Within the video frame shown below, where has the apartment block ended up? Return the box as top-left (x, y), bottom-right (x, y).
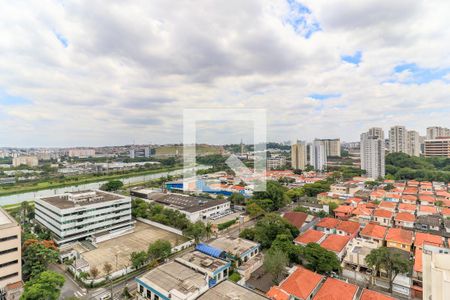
top-left (309, 139), bottom-right (327, 171)
top-left (0, 208), bottom-right (22, 295)
top-left (67, 148), bottom-right (96, 158)
top-left (315, 138), bottom-right (341, 157)
top-left (12, 156), bottom-right (38, 167)
top-left (35, 190), bottom-right (134, 246)
top-left (389, 126), bottom-right (407, 153)
top-left (424, 137), bottom-right (450, 158)
top-left (291, 140), bottom-right (307, 170)
top-left (360, 128), bottom-right (385, 179)
top-left (406, 130), bottom-right (421, 157)
top-left (426, 126), bottom-right (450, 139)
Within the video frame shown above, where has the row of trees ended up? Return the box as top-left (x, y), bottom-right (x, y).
top-left (130, 239), bottom-right (172, 269)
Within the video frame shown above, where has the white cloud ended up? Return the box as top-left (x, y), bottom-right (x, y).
top-left (0, 0), bottom-right (449, 147)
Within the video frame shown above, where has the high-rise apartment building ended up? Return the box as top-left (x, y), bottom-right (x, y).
top-left (0, 208), bottom-right (22, 295)
top-left (130, 147), bottom-right (150, 159)
top-left (315, 139), bottom-right (341, 157)
top-left (406, 130), bottom-right (421, 157)
top-left (35, 190), bottom-right (134, 246)
top-left (12, 156), bottom-right (38, 167)
top-left (360, 128), bottom-right (385, 179)
top-left (424, 137), bottom-right (450, 158)
top-left (426, 126), bottom-right (450, 140)
top-left (291, 141), bottom-right (307, 170)
top-left (309, 140), bottom-right (327, 171)
top-left (389, 126), bottom-right (407, 153)
top-left (368, 127), bottom-right (384, 141)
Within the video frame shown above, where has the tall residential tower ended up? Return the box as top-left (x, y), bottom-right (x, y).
top-left (360, 128), bottom-right (385, 179)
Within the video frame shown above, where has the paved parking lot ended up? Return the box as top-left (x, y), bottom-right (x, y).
top-left (74, 221), bottom-right (186, 277)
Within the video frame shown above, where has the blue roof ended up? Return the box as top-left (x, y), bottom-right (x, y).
top-left (195, 243), bottom-right (225, 259)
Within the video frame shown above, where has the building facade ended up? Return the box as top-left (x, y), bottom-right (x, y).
top-left (12, 156), bottom-right (38, 167)
top-left (0, 208), bottom-right (22, 295)
top-left (360, 128), bottom-right (385, 179)
top-left (389, 126), bottom-right (407, 153)
top-left (315, 138), bottom-right (341, 157)
top-left (291, 140), bottom-right (307, 170)
top-left (422, 244), bottom-right (450, 300)
top-left (424, 137), bottom-right (450, 157)
top-left (309, 140), bottom-right (327, 171)
top-left (426, 126), bottom-right (450, 140)
top-left (35, 190), bottom-right (134, 246)
top-left (406, 130), bottom-right (421, 157)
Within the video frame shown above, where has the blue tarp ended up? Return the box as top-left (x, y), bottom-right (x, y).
top-left (196, 243), bottom-right (225, 259)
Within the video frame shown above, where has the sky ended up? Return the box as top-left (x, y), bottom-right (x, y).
top-left (0, 0), bottom-right (450, 147)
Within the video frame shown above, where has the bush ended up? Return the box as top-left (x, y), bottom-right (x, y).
top-left (228, 272), bottom-right (241, 283)
top-left (217, 218), bottom-right (237, 231)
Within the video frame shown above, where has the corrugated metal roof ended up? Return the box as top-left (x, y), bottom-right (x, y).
top-left (195, 243), bottom-right (225, 259)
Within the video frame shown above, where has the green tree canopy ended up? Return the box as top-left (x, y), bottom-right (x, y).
top-left (22, 243), bottom-right (59, 280)
top-left (183, 221), bottom-right (206, 244)
top-left (263, 248), bottom-right (289, 284)
top-left (147, 239), bottom-right (172, 261)
top-left (301, 243), bottom-right (341, 274)
top-left (252, 181), bottom-right (290, 211)
top-left (21, 270), bottom-right (65, 300)
top-left (100, 180), bottom-right (124, 191)
top-left (131, 251), bottom-right (148, 269)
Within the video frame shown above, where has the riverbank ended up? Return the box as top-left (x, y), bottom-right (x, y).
top-left (0, 165), bottom-right (184, 197)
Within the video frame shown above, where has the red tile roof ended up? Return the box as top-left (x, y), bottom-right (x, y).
top-left (334, 205), bottom-right (355, 214)
top-left (316, 217), bottom-right (340, 229)
top-left (360, 289), bottom-right (395, 300)
top-left (283, 212), bottom-right (308, 229)
top-left (403, 188), bottom-right (418, 195)
top-left (279, 266), bottom-right (324, 300)
top-left (398, 203), bottom-right (416, 212)
top-left (401, 194), bottom-right (418, 202)
top-left (313, 278), bottom-right (357, 300)
top-left (352, 204), bottom-right (372, 217)
top-left (373, 209), bottom-right (393, 219)
top-left (419, 205), bottom-right (438, 213)
top-left (414, 232), bottom-right (443, 248)
top-left (320, 234), bottom-right (351, 253)
top-left (360, 223), bottom-right (388, 240)
top-left (379, 201), bottom-right (397, 209)
top-left (266, 286), bottom-right (290, 300)
top-left (442, 207), bottom-right (450, 216)
top-left (395, 212), bottom-right (416, 222)
top-left (413, 248), bottom-right (422, 273)
top-left (336, 220), bottom-right (360, 235)
top-left (294, 229), bottom-right (325, 245)
top-left (419, 195), bottom-right (436, 203)
top-left (386, 228), bottom-right (413, 245)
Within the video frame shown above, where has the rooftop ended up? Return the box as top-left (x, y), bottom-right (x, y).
top-left (419, 205), bottom-right (438, 214)
top-left (336, 220), bottom-right (360, 235)
top-left (137, 261), bottom-right (206, 297)
top-left (283, 211), bottom-right (308, 229)
top-left (379, 201), bottom-right (397, 209)
top-left (386, 228), bottom-right (413, 245)
top-left (320, 234), bottom-right (351, 253)
top-left (398, 203), bottom-right (416, 212)
top-left (147, 192), bottom-right (230, 213)
top-left (395, 212), bottom-right (416, 222)
top-left (360, 289), bottom-right (395, 300)
top-left (414, 232), bottom-right (443, 248)
top-left (39, 189), bottom-right (125, 209)
top-left (312, 278), bottom-right (357, 300)
top-left (373, 209), bottom-right (393, 219)
top-left (360, 223), bottom-right (388, 240)
top-left (413, 248), bottom-right (422, 273)
top-left (316, 217), bottom-right (340, 229)
top-left (209, 236), bottom-right (259, 257)
top-left (198, 280), bottom-right (269, 300)
top-left (294, 229), bottom-right (325, 245)
top-left (0, 207), bottom-right (17, 228)
top-left (278, 266), bottom-right (324, 300)
top-left (266, 286), bottom-right (289, 300)
top-left (416, 214), bottom-right (442, 227)
top-left (175, 251), bottom-right (230, 275)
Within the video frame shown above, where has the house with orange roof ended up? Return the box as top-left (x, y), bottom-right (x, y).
top-left (398, 203), bottom-right (416, 213)
top-left (312, 277), bottom-right (358, 300)
top-left (372, 209), bottom-right (393, 226)
top-left (418, 195), bottom-right (436, 206)
top-left (345, 197), bottom-right (362, 207)
top-left (385, 227), bottom-right (414, 252)
top-left (394, 212), bottom-right (416, 229)
top-left (378, 201), bottom-right (397, 212)
top-left (314, 217), bottom-right (340, 234)
top-left (320, 234), bottom-right (351, 259)
top-left (370, 190), bottom-right (386, 202)
top-left (336, 220), bottom-right (360, 238)
top-left (360, 289), bottom-right (395, 300)
top-left (384, 193), bottom-right (401, 203)
top-left (294, 229), bottom-right (326, 246)
top-left (441, 207), bottom-right (450, 218)
top-left (403, 188), bottom-right (418, 195)
top-left (360, 223), bottom-right (388, 247)
top-left (442, 199), bottom-right (450, 208)
top-left (334, 205), bottom-right (355, 220)
top-left (436, 190), bottom-right (450, 201)
top-left (266, 266), bottom-right (324, 300)
top-left (412, 248), bottom-right (423, 299)
top-left (401, 194), bottom-right (418, 204)
top-left (407, 180), bottom-right (420, 187)
top-left (414, 232), bottom-right (444, 249)
top-left (417, 205), bottom-right (438, 216)
top-left (351, 204), bottom-right (373, 226)
top-left (283, 211), bottom-right (309, 230)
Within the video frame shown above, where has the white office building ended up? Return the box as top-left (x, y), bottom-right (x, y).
top-left (360, 128), bottom-right (385, 179)
top-left (309, 140), bottom-right (327, 171)
top-left (35, 190), bottom-right (134, 246)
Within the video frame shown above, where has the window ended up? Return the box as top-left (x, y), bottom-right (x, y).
top-left (0, 272), bottom-right (18, 281)
top-left (0, 235), bottom-right (18, 243)
top-left (0, 247), bottom-right (18, 256)
top-left (139, 285), bottom-right (144, 293)
top-left (146, 290), bottom-right (152, 298)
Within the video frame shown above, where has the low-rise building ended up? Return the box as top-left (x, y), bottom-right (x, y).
top-left (401, 194), bottom-right (418, 204)
top-left (35, 190), bottom-right (134, 246)
top-left (343, 237), bottom-right (378, 271)
top-left (266, 266), bottom-right (324, 300)
top-left (312, 277), bottom-right (358, 300)
top-left (0, 208), bottom-right (22, 298)
top-left (414, 232), bottom-right (444, 249)
top-left (372, 209), bottom-right (393, 227)
top-left (398, 203), bottom-right (416, 214)
top-left (394, 212), bottom-right (415, 229)
top-left (360, 289), bottom-right (395, 300)
top-left (417, 205), bottom-right (438, 216)
top-left (336, 221), bottom-right (360, 238)
top-left (415, 215), bottom-right (442, 233)
top-left (359, 223), bottom-right (388, 247)
top-left (378, 201), bottom-right (397, 212)
top-left (314, 218), bottom-right (340, 234)
top-left (294, 229), bottom-right (326, 246)
top-left (385, 228), bottom-right (413, 252)
top-left (199, 280), bottom-right (269, 300)
top-left (333, 206), bottom-right (354, 220)
top-left (136, 261), bottom-right (209, 300)
top-left (320, 234), bottom-right (351, 260)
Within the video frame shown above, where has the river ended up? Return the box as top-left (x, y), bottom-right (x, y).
top-left (0, 165), bottom-right (210, 206)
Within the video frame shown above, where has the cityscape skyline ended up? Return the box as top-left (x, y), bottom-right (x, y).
top-left (1, 1), bottom-right (450, 147)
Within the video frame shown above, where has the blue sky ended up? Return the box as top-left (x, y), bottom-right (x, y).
top-left (341, 51), bottom-right (362, 65)
top-left (392, 63), bottom-right (450, 84)
top-left (0, 89), bottom-right (32, 106)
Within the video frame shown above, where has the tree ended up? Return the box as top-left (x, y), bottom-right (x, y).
top-left (251, 213), bottom-right (299, 249)
top-left (286, 188), bottom-right (304, 201)
top-left (301, 243), bottom-right (341, 274)
top-left (205, 222), bottom-right (213, 239)
top-left (183, 221), bottom-right (206, 243)
top-left (22, 243), bottom-right (59, 280)
top-left (147, 240), bottom-right (172, 261)
top-left (264, 248), bottom-right (288, 284)
top-left (246, 202), bottom-right (265, 218)
top-left (103, 262), bottom-right (113, 299)
top-left (293, 206), bottom-right (309, 213)
top-left (229, 193), bottom-right (246, 205)
top-left (89, 267), bottom-right (99, 287)
top-left (131, 251), bottom-right (148, 269)
top-left (328, 202), bottom-right (338, 215)
top-left (100, 180), bottom-right (124, 191)
top-left (270, 234), bottom-right (302, 264)
top-left (365, 247), bottom-right (411, 292)
top-left (21, 270), bottom-right (65, 300)
top-left (383, 183), bottom-right (395, 191)
top-left (252, 181), bottom-right (290, 211)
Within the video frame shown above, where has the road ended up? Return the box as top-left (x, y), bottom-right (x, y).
top-left (49, 264), bottom-right (88, 299)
